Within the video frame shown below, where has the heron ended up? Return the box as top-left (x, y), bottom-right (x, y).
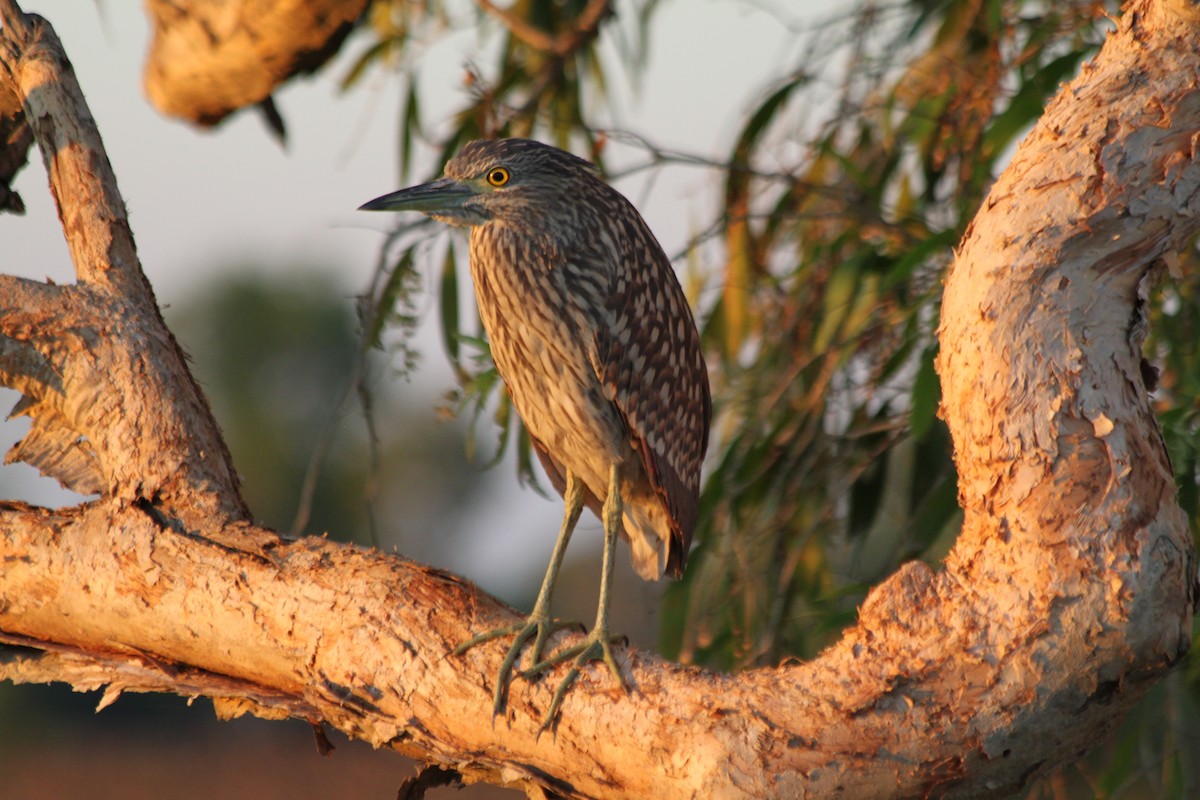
top-left (360, 138), bottom-right (711, 727)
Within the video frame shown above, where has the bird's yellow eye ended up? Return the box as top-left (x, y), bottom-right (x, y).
top-left (486, 167), bottom-right (510, 187)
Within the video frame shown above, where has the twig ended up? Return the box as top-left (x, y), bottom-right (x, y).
top-left (476, 0), bottom-right (555, 51)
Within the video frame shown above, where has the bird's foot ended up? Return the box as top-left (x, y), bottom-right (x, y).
top-left (453, 613), bottom-right (583, 716)
top-left (525, 626), bottom-right (629, 734)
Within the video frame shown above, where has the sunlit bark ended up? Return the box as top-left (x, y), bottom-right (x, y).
top-left (1, 1), bottom-right (1196, 798)
top-left (143, 0), bottom-right (367, 128)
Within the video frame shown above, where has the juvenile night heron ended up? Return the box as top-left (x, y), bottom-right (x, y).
top-left (360, 138), bottom-right (711, 726)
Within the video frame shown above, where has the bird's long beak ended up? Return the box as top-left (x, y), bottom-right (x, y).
top-left (358, 177), bottom-right (475, 213)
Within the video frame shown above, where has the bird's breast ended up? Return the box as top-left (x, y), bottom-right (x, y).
top-left (467, 227), bottom-right (627, 485)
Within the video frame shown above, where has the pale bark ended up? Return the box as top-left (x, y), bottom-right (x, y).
top-left (1, 1), bottom-right (1198, 799)
top-left (143, 0), bottom-right (368, 128)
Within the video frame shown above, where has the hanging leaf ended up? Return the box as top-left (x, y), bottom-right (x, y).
top-left (439, 240), bottom-right (464, 379)
top-left (909, 344), bottom-right (941, 442)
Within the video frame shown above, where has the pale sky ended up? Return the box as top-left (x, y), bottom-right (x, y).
top-left (1, 0), bottom-right (833, 618)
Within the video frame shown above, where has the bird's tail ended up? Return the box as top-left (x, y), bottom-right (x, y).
top-left (622, 502), bottom-right (671, 581)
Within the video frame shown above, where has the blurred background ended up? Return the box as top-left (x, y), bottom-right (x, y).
top-left (2, 1), bottom-right (1200, 798)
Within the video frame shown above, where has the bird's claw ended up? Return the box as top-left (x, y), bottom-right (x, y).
top-left (521, 630), bottom-right (626, 680)
top-left (452, 622), bottom-right (524, 657)
top-left (529, 628), bottom-right (629, 735)
top-left (454, 614), bottom-right (582, 716)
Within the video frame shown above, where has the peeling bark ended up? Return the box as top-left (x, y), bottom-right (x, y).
top-left (0, 9), bottom-right (246, 525)
top-left (1, 1), bottom-right (1198, 798)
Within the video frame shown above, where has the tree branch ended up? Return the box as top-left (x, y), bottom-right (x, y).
top-left (476, 0), bottom-right (611, 56)
top-left (0, 5), bottom-right (245, 522)
top-left (1, 1), bottom-right (1197, 798)
top-left (142, 0), bottom-right (369, 128)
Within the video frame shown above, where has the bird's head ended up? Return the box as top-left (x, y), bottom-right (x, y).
top-left (359, 138), bottom-right (601, 228)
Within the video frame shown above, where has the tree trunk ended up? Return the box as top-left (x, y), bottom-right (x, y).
top-left (1, 1), bottom-right (1197, 798)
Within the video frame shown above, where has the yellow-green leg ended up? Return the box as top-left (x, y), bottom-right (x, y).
top-left (531, 463), bottom-right (628, 732)
top-left (454, 470), bottom-right (587, 715)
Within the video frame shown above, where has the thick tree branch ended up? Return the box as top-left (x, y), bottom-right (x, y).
top-left (1, 6), bottom-right (139, 295)
top-left (143, 0), bottom-right (368, 129)
top-left (0, 4), bottom-right (246, 524)
top-left (1, 1), bottom-right (1198, 798)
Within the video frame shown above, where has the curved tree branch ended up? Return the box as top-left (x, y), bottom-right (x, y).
top-left (1, 1), bottom-right (1197, 798)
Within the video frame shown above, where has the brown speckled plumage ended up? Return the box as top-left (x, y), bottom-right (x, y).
top-left (360, 138), bottom-right (710, 723)
top-left (445, 139), bottom-right (711, 579)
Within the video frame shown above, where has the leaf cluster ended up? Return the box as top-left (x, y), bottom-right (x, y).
top-left (666, 0), bottom-right (1113, 670)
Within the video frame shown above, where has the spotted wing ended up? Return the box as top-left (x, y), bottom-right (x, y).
top-left (587, 205), bottom-right (711, 578)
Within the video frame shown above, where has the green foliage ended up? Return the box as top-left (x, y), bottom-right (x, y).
top-left (1149, 257), bottom-right (1200, 528)
top-left (344, 0), bottom-right (1200, 795)
top-left (670, 0), bottom-right (1114, 670)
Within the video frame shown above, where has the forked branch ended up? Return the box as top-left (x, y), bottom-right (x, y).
top-left (0, 1), bottom-right (1197, 798)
